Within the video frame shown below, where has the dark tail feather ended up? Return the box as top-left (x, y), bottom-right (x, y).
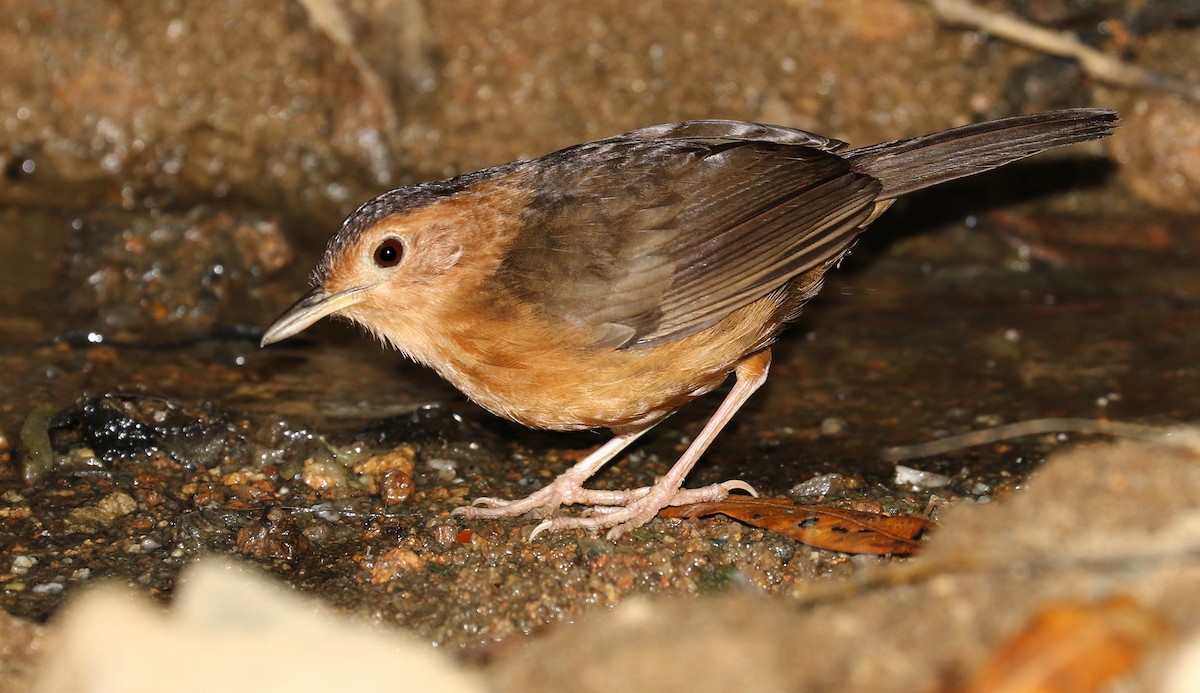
top-left (846, 108), bottom-right (1118, 200)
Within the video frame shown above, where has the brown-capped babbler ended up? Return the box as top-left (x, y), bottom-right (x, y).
top-left (262, 108), bottom-right (1117, 539)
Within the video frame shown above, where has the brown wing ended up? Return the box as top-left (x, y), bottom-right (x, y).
top-left (617, 119), bottom-right (850, 150)
top-left (491, 122), bottom-right (882, 348)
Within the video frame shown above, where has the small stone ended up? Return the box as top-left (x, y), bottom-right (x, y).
top-left (32, 582), bottom-right (64, 595)
top-left (426, 458), bottom-right (458, 481)
top-left (379, 470), bottom-right (414, 505)
top-left (894, 465), bottom-right (952, 490)
top-left (236, 508), bottom-right (309, 562)
top-left (370, 547), bottom-right (427, 584)
top-left (819, 417), bottom-right (847, 437)
top-left (67, 491), bottom-right (138, 530)
top-left (301, 458), bottom-right (352, 497)
top-left (353, 447), bottom-right (417, 504)
top-left (790, 473), bottom-right (859, 499)
top-left (11, 555), bottom-right (37, 573)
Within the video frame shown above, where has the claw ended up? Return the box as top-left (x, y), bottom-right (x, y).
top-left (721, 479), bottom-right (758, 497)
top-left (528, 519), bottom-right (555, 541)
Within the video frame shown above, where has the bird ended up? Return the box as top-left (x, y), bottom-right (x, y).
top-left (261, 108), bottom-right (1117, 540)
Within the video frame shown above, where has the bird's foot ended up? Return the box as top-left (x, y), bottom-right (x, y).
top-left (451, 477), bottom-right (642, 520)
top-left (452, 477), bottom-right (756, 539)
top-left (450, 460), bottom-right (648, 520)
top-left (452, 429), bottom-right (653, 521)
top-left (527, 478), bottom-right (757, 541)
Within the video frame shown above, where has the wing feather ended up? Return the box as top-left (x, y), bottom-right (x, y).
top-left (490, 121), bottom-right (881, 348)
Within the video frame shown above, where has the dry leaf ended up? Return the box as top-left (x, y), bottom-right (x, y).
top-left (660, 497), bottom-right (934, 555)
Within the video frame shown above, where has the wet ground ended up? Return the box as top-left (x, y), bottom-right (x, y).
top-left (2, 1), bottom-right (1200, 691)
top-left (3, 180), bottom-right (1196, 647)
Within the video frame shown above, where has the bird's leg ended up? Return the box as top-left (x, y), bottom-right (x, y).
top-left (533, 350), bottom-right (771, 540)
top-left (451, 426), bottom-right (655, 520)
top-left (452, 351), bottom-right (769, 537)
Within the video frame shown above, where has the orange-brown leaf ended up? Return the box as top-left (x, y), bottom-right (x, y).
top-left (660, 497), bottom-right (934, 555)
top-left (955, 594), bottom-right (1172, 693)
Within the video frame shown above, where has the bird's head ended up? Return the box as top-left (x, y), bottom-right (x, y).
top-left (259, 186), bottom-right (481, 351)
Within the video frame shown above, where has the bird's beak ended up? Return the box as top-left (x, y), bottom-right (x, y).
top-left (259, 285), bottom-right (369, 347)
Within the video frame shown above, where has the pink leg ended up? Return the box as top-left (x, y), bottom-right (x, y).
top-left (450, 427), bottom-right (654, 520)
top-left (534, 350), bottom-right (771, 539)
top-left (451, 350), bottom-right (771, 539)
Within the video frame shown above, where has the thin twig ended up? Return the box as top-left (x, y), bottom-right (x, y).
top-left (881, 419), bottom-right (1187, 461)
top-left (923, 0), bottom-right (1200, 103)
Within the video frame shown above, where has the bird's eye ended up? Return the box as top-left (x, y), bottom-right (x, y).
top-left (373, 238), bottom-right (404, 268)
